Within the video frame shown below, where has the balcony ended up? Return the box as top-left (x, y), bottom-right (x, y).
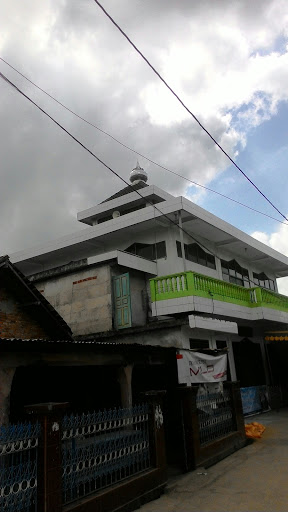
top-left (149, 271), bottom-right (288, 323)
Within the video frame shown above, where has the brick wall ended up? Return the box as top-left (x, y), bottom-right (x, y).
top-left (0, 286), bottom-right (49, 339)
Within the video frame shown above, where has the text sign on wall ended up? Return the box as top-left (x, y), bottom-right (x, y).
top-left (177, 350), bottom-right (227, 384)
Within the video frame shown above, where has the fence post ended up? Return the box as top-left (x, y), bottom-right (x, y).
top-left (144, 391), bottom-right (167, 476)
top-left (226, 382), bottom-right (245, 435)
top-left (185, 271), bottom-right (195, 294)
top-left (25, 402), bottom-right (68, 512)
top-left (177, 386), bottom-right (200, 472)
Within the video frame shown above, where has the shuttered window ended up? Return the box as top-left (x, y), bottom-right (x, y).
top-left (113, 273), bottom-right (132, 329)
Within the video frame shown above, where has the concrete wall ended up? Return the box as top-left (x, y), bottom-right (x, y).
top-left (0, 285), bottom-right (49, 339)
top-left (36, 264), bottom-right (112, 336)
top-left (34, 260), bottom-right (151, 335)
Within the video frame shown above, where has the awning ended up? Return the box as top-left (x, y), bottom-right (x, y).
top-left (265, 336), bottom-right (288, 341)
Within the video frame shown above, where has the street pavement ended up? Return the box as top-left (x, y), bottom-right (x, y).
top-left (141, 409), bottom-right (288, 512)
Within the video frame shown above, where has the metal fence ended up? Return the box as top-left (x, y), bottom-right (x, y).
top-left (0, 422), bottom-right (40, 512)
top-left (240, 385), bottom-right (269, 415)
top-left (61, 403), bottom-right (151, 505)
top-left (197, 390), bottom-right (235, 445)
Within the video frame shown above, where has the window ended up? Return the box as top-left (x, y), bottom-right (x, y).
top-left (253, 272), bottom-right (275, 291)
top-left (125, 241), bottom-right (166, 260)
top-left (216, 340), bottom-right (227, 349)
top-left (176, 241), bottom-right (216, 269)
top-left (189, 339), bottom-right (210, 350)
top-left (221, 259), bottom-right (249, 287)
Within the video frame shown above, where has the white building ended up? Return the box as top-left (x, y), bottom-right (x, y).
top-left (10, 164), bottom-right (288, 395)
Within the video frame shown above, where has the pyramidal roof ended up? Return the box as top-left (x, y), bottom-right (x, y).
top-left (101, 162), bottom-right (149, 203)
top-left (101, 180), bottom-right (148, 203)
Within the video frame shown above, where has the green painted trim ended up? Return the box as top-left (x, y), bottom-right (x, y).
top-left (149, 271), bottom-right (288, 313)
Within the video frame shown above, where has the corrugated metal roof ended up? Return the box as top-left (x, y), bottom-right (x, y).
top-left (0, 337), bottom-right (173, 352)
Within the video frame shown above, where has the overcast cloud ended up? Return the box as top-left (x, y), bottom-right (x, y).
top-left (1, 0), bottom-right (288, 254)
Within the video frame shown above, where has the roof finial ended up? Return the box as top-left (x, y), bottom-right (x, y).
top-left (130, 162), bottom-right (148, 184)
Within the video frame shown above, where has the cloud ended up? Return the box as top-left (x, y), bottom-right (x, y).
top-left (251, 222), bottom-right (288, 294)
top-left (0, 0), bottom-right (288, 255)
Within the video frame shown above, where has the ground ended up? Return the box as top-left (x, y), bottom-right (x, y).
top-left (141, 409), bottom-right (288, 512)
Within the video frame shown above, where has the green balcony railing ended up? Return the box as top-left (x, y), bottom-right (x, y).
top-left (254, 287), bottom-right (288, 312)
top-left (150, 271), bottom-right (288, 313)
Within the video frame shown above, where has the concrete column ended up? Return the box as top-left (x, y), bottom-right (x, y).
top-left (25, 402), bottom-right (68, 512)
top-left (177, 386), bottom-right (200, 471)
top-left (0, 367), bottom-right (16, 426)
top-left (118, 364), bottom-right (134, 409)
top-left (227, 337), bottom-right (237, 381)
top-left (178, 211), bottom-right (187, 272)
top-left (260, 338), bottom-right (271, 386)
top-left (215, 254), bottom-right (223, 280)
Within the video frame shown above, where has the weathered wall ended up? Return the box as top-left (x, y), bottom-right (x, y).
top-left (0, 367), bottom-right (16, 425)
top-left (0, 286), bottom-right (49, 339)
top-left (36, 264), bottom-right (112, 336)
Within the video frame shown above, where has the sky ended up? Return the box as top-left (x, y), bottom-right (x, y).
top-left (1, 0), bottom-right (288, 290)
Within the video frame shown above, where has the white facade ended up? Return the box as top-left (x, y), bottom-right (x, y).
top-left (9, 168), bottom-right (288, 387)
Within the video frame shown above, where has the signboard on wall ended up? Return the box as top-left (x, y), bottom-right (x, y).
top-left (177, 350), bottom-right (227, 384)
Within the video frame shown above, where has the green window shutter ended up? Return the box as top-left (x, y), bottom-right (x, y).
top-left (113, 273), bottom-right (132, 329)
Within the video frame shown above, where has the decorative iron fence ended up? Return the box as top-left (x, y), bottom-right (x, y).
top-left (0, 422), bottom-right (40, 512)
top-left (61, 403), bottom-right (151, 505)
top-left (197, 390), bottom-right (236, 445)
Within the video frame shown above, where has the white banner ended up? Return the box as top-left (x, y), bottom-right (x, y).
top-left (177, 350), bottom-right (227, 384)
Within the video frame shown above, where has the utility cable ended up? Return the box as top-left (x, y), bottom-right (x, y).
top-left (93, 0), bottom-right (288, 223)
top-left (0, 56), bottom-right (287, 227)
top-left (0, 70), bottom-right (214, 255)
top-left (0, 70), bottom-right (282, 291)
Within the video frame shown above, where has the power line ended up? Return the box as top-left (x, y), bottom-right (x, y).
top-left (1, 57), bottom-right (287, 227)
top-left (93, 0), bottom-right (288, 223)
top-left (0, 71), bottom-right (279, 289)
top-left (0, 70), bottom-right (214, 255)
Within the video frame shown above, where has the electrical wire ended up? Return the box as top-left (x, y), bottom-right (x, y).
top-left (93, 0), bottom-right (288, 223)
top-left (0, 70), bottom-right (214, 255)
top-left (0, 70), bottom-right (282, 290)
top-left (1, 56), bottom-right (287, 227)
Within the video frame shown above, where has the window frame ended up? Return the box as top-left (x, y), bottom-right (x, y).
top-left (176, 241), bottom-right (216, 270)
top-left (253, 271), bottom-right (275, 291)
top-left (220, 259), bottom-right (249, 287)
top-left (125, 241), bottom-right (167, 261)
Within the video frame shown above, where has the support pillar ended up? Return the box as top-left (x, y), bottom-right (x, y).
top-left (0, 367), bottom-right (16, 426)
top-left (178, 211), bottom-right (187, 272)
top-left (144, 391), bottom-right (167, 474)
top-left (25, 402), bottom-right (68, 512)
top-left (260, 338), bottom-right (271, 386)
top-left (177, 386), bottom-right (200, 472)
top-left (118, 364), bottom-right (133, 409)
top-left (227, 337), bottom-right (237, 381)
top-left (225, 381), bottom-right (245, 436)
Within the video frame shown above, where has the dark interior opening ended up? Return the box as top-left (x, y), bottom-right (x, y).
top-left (233, 339), bottom-right (265, 387)
top-left (10, 365), bottom-right (121, 422)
